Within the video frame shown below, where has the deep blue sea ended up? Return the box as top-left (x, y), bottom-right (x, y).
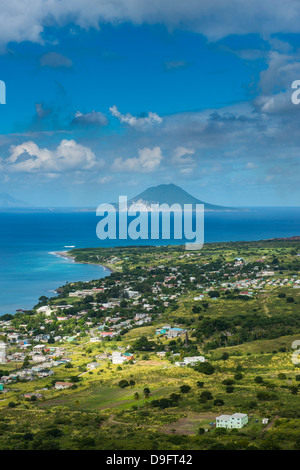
top-left (0, 207), bottom-right (299, 315)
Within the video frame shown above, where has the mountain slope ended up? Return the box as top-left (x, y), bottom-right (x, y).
top-left (126, 183), bottom-right (239, 211)
top-left (0, 192), bottom-right (28, 208)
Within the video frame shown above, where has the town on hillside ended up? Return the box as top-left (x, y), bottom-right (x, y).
top-left (0, 240), bottom-right (299, 449)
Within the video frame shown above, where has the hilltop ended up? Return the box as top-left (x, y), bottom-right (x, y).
top-left (126, 183), bottom-right (240, 211)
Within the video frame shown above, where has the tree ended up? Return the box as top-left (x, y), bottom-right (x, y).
top-left (226, 386), bottom-right (234, 393)
top-left (234, 373), bottom-right (243, 380)
top-left (194, 362), bottom-right (215, 375)
top-left (222, 379), bottom-right (234, 386)
top-left (221, 352), bottom-right (229, 361)
top-left (134, 392), bottom-right (140, 409)
top-left (255, 376), bottom-right (264, 384)
top-left (214, 399), bottom-right (224, 406)
top-left (22, 356), bottom-right (30, 368)
top-left (278, 373), bottom-right (286, 380)
top-left (118, 379), bottom-right (129, 388)
top-left (143, 387), bottom-right (150, 399)
top-left (169, 393), bottom-right (181, 404)
top-left (180, 385), bottom-right (191, 394)
top-left (199, 391), bottom-right (213, 402)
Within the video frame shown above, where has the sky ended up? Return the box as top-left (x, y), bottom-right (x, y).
top-left (0, 1), bottom-right (300, 207)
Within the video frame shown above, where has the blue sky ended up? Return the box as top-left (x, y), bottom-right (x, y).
top-left (0, 1), bottom-right (300, 207)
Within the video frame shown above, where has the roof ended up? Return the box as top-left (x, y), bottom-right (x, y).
top-left (216, 414), bottom-right (232, 421)
top-left (231, 413), bottom-right (248, 418)
top-left (217, 413), bottom-right (247, 420)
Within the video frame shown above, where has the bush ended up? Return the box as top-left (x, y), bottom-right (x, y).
top-left (278, 373), bottom-right (286, 380)
top-left (45, 428), bottom-right (63, 438)
top-left (196, 381), bottom-right (204, 388)
top-left (213, 399), bottom-right (224, 406)
top-left (194, 362), bottom-right (215, 375)
top-left (234, 373), bottom-right (243, 380)
top-left (222, 379), bottom-right (234, 386)
top-left (199, 391), bottom-right (213, 401)
top-left (255, 376), bottom-right (264, 384)
top-left (180, 385), bottom-right (191, 394)
top-left (118, 379), bottom-right (129, 388)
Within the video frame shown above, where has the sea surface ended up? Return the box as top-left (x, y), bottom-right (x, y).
top-left (0, 207), bottom-right (299, 315)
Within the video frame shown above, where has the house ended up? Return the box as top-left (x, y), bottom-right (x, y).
top-left (99, 331), bottom-right (115, 338)
top-left (111, 351), bottom-right (133, 364)
top-left (87, 362), bottom-right (100, 370)
top-left (166, 327), bottom-right (186, 339)
top-left (54, 382), bottom-right (74, 390)
top-left (216, 413), bottom-right (248, 429)
top-left (156, 351), bottom-right (166, 357)
top-left (90, 337), bottom-right (101, 343)
top-left (183, 356), bottom-right (206, 365)
top-left (262, 418), bottom-right (269, 425)
top-left (36, 306), bottom-right (53, 316)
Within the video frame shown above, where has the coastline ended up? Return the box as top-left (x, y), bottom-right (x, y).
top-left (51, 250), bottom-right (116, 274)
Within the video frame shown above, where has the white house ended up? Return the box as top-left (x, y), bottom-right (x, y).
top-left (183, 356), bottom-right (206, 365)
top-left (216, 413), bottom-right (248, 429)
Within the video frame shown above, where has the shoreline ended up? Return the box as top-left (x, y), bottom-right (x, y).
top-left (2, 236), bottom-right (299, 317)
top-left (51, 250), bottom-right (116, 274)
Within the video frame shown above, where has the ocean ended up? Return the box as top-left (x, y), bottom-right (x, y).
top-left (0, 207), bottom-right (299, 315)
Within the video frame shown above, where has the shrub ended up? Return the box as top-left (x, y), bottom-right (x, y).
top-left (180, 385), bottom-right (191, 394)
top-left (213, 399), bottom-right (224, 406)
top-left (118, 379), bottom-right (129, 388)
top-left (199, 391), bottom-right (213, 401)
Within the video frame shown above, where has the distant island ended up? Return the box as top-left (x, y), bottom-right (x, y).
top-left (125, 183), bottom-right (241, 211)
top-left (0, 192), bottom-right (28, 208)
top-left (76, 183), bottom-right (244, 212)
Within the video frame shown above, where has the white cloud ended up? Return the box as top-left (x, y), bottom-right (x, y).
top-left (6, 139), bottom-right (97, 173)
top-left (172, 146), bottom-right (195, 165)
top-left (109, 105), bottom-right (162, 129)
top-left (112, 146), bottom-right (163, 172)
top-left (2, 1), bottom-right (300, 46)
top-left (40, 52), bottom-right (72, 68)
top-left (72, 111), bottom-right (108, 126)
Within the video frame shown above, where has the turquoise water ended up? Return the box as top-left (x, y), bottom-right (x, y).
top-left (0, 207), bottom-right (299, 314)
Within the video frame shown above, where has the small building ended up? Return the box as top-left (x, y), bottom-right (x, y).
top-left (87, 362), bottom-right (100, 370)
top-left (262, 418), bottom-right (269, 425)
top-left (54, 382), bottom-right (74, 390)
top-left (183, 356), bottom-right (206, 365)
top-left (216, 413), bottom-right (248, 429)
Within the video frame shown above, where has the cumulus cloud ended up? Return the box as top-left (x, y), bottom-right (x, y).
top-left (6, 139), bottom-right (97, 173)
top-left (112, 146), bottom-right (163, 172)
top-left (109, 105), bottom-right (162, 129)
top-left (72, 111), bottom-right (108, 127)
top-left (2, 0), bottom-right (300, 46)
top-left (253, 48), bottom-right (300, 115)
top-left (40, 52), bottom-right (73, 68)
top-left (172, 147), bottom-right (195, 165)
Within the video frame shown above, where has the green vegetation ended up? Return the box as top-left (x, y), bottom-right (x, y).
top-left (0, 239), bottom-right (300, 450)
